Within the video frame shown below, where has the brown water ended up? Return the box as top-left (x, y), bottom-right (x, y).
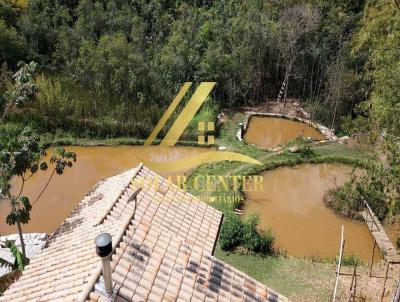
top-left (0, 146), bottom-right (208, 235)
top-left (243, 164), bottom-right (380, 261)
top-left (244, 116), bottom-right (326, 149)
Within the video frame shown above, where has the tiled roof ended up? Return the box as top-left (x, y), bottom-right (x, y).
top-left (0, 164), bottom-right (289, 302)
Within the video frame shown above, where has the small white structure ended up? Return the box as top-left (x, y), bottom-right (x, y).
top-left (0, 233), bottom-right (47, 277)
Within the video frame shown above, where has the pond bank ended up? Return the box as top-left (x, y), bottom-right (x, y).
top-left (240, 100), bottom-right (338, 141)
top-left (187, 111), bottom-right (383, 301)
top-left (243, 115), bottom-right (327, 149)
top-left (39, 135), bottom-right (212, 148)
top-left (242, 112), bottom-right (337, 143)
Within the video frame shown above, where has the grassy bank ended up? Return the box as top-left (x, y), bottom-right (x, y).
top-left (2, 110), bottom-right (370, 301)
top-left (40, 135), bottom-right (213, 149)
top-left (0, 99), bottom-right (218, 148)
top-left (0, 124), bottom-right (214, 149)
top-left (187, 112), bottom-right (368, 214)
top-left (186, 111), bottom-right (370, 301)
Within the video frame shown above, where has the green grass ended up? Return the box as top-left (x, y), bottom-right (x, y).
top-left (186, 111), bottom-right (369, 300)
top-left (187, 112), bottom-right (368, 214)
top-left (2, 108), bottom-right (368, 300)
top-left (39, 135), bottom-right (213, 148)
top-left (215, 247), bottom-right (336, 301)
top-left (0, 98), bottom-right (218, 149)
top-left (4, 75), bottom-right (219, 143)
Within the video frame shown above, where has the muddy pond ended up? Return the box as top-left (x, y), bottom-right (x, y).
top-left (0, 124), bottom-right (392, 262)
top-left (244, 116), bottom-right (326, 149)
top-left (0, 146), bottom-right (209, 234)
top-left (243, 163), bottom-right (382, 262)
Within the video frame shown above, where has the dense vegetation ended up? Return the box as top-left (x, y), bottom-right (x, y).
top-left (325, 0), bottom-right (400, 223)
top-left (0, 0), bottom-right (399, 244)
top-left (0, 1), bottom-right (399, 299)
top-left (0, 0), bottom-right (368, 138)
top-left (219, 214), bottom-right (274, 254)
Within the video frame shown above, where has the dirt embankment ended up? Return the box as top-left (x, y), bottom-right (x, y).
top-left (242, 99), bottom-right (312, 120)
top-left (240, 99), bottom-right (338, 142)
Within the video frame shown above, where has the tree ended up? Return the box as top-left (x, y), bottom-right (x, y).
top-left (277, 4), bottom-right (319, 105)
top-left (0, 240), bottom-right (25, 271)
top-left (74, 32), bottom-right (149, 101)
top-left (324, 0), bottom-right (400, 223)
top-left (0, 62), bottom-right (77, 264)
top-left (351, 0), bottom-right (400, 140)
top-left (0, 61), bottom-right (38, 122)
top-left (0, 0), bottom-right (370, 137)
top-left (0, 128), bottom-right (76, 263)
top-left (17, 0), bottom-right (72, 66)
top-left (0, 20), bottom-right (26, 68)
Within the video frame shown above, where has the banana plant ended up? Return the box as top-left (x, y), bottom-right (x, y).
top-left (0, 240), bottom-right (25, 271)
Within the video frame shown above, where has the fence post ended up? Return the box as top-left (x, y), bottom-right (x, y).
top-left (370, 240), bottom-right (376, 277)
top-left (333, 225), bottom-right (345, 302)
top-left (381, 261), bottom-right (391, 301)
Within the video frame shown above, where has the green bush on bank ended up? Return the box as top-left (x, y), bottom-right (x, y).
top-left (219, 214), bottom-right (274, 255)
top-left (0, 122), bottom-right (23, 146)
top-left (324, 175), bottom-right (389, 221)
top-left (219, 214), bottom-right (243, 250)
top-left (324, 182), bottom-right (362, 220)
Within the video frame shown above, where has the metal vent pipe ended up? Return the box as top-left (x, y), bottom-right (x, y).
top-left (95, 233), bottom-right (113, 297)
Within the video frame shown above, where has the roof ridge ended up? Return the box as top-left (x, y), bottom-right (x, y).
top-left (94, 164), bottom-right (143, 226)
top-left (78, 192), bottom-right (142, 302)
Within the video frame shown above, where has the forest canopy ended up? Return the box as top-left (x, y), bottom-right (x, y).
top-left (0, 0), bottom-right (398, 142)
top-left (0, 0), bottom-right (371, 137)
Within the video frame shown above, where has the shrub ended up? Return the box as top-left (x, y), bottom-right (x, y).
top-left (300, 144), bottom-right (315, 158)
top-left (295, 137), bottom-right (315, 158)
top-left (241, 214), bottom-right (259, 250)
top-left (324, 182), bottom-right (362, 219)
top-left (324, 174), bottom-right (389, 221)
top-left (219, 214), bottom-right (243, 250)
top-left (242, 215), bottom-right (273, 254)
top-left (0, 122), bottom-right (24, 146)
top-left (219, 213), bottom-right (275, 255)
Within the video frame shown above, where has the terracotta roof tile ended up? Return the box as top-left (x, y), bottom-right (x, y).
top-left (1, 164), bottom-right (289, 302)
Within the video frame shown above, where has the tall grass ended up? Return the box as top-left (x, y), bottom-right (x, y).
top-left (7, 75), bottom-right (157, 137)
top-left (8, 75), bottom-right (218, 141)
